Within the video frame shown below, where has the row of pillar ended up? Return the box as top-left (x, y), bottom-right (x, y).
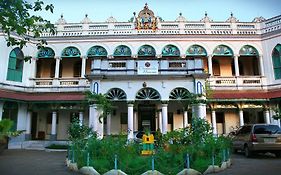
top-left (0, 100), bottom-right (279, 141)
top-left (53, 56), bottom-right (87, 78)
top-left (207, 54), bottom-right (265, 76)
top-left (211, 108), bottom-right (273, 135)
top-left (88, 102), bottom-right (207, 140)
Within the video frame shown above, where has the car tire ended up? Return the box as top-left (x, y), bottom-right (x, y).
top-left (244, 145), bottom-right (252, 158)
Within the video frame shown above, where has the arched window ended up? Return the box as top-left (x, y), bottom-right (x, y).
top-left (138, 45), bottom-right (156, 57)
top-left (239, 45), bottom-right (259, 56)
top-left (106, 88), bottom-right (127, 100)
top-left (37, 47), bottom-right (55, 58)
top-left (7, 48), bottom-right (24, 82)
top-left (113, 45), bottom-right (132, 57)
top-left (186, 45), bottom-right (207, 56)
top-left (272, 44), bottom-right (281, 79)
top-left (213, 45), bottom-right (233, 56)
top-left (136, 88), bottom-right (161, 100)
top-left (162, 45), bottom-right (180, 57)
top-left (61, 46), bottom-right (81, 58)
top-left (169, 88), bottom-right (191, 100)
top-left (87, 46), bottom-right (108, 57)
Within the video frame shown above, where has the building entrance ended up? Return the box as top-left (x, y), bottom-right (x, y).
top-left (138, 104), bottom-right (156, 131)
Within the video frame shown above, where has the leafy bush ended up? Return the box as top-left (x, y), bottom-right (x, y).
top-left (68, 117), bottom-right (232, 174)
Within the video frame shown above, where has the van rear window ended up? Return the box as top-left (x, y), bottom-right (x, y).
top-left (254, 125), bottom-right (281, 134)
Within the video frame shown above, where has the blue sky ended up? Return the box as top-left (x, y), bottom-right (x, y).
top-left (32, 0), bottom-right (281, 23)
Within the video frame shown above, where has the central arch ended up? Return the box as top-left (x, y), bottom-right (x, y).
top-left (135, 87), bottom-right (161, 100)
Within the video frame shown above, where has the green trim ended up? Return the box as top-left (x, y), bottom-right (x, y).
top-left (138, 45), bottom-right (156, 57)
top-left (213, 45), bottom-right (233, 56)
top-left (37, 47), bottom-right (55, 58)
top-left (61, 46), bottom-right (81, 58)
top-left (239, 45), bottom-right (259, 56)
top-left (162, 44), bottom-right (180, 57)
top-left (186, 45), bottom-right (207, 56)
top-left (113, 45), bottom-right (132, 57)
top-left (87, 45), bottom-right (108, 57)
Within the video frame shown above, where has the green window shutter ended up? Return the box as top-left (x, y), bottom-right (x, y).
top-left (7, 49), bottom-right (24, 82)
top-left (8, 57), bottom-right (17, 69)
top-left (274, 68), bottom-right (281, 79)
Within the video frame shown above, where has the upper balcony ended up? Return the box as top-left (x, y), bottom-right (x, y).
top-left (37, 9), bottom-right (281, 39)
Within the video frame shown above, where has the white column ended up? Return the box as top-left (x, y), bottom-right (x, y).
top-left (264, 110), bottom-right (270, 124)
top-left (31, 58), bottom-right (37, 79)
top-left (183, 110), bottom-right (188, 128)
top-left (211, 110), bottom-right (217, 135)
top-left (259, 55), bottom-right (265, 76)
top-left (81, 56), bottom-right (87, 78)
top-left (51, 111), bottom-right (57, 138)
top-left (97, 113), bottom-right (104, 139)
top-left (89, 104), bottom-right (98, 131)
top-left (79, 111), bottom-right (83, 126)
top-left (234, 55), bottom-right (240, 76)
top-left (162, 103), bottom-right (168, 134)
top-left (193, 103), bottom-right (206, 119)
top-left (158, 110), bottom-right (162, 133)
top-left (127, 103), bottom-right (134, 140)
top-left (25, 111), bottom-right (32, 135)
top-left (208, 54), bottom-right (213, 76)
top-left (239, 109), bottom-right (244, 126)
top-left (0, 101), bottom-right (3, 121)
top-left (54, 57), bottom-right (61, 78)
top-left (133, 111), bottom-right (138, 131)
top-left (107, 113), bottom-right (111, 135)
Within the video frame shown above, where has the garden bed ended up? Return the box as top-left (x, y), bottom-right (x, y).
top-left (67, 118), bottom-right (232, 175)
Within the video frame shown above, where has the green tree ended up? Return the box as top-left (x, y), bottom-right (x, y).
top-left (0, 0), bottom-right (55, 52)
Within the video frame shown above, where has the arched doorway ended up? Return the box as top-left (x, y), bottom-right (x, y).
top-left (239, 45), bottom-right (260, 76)
top-left (135, 87), bottom-right (161, 131)
top-left (212, 45), bottom-right (234, 76)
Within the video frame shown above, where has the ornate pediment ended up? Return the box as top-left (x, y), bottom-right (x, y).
top-left (134, 3), bottom-right (157, 30)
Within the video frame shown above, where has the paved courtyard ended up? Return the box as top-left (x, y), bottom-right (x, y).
top-left (0, 149), bottom-right (80, 175)
top-left (210, 152), bottom-right (281, 175)
top-left (0, 149), bottom-right (281, 175)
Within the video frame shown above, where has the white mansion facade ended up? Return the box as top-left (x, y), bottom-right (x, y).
top-left (1, 4), bottom-right (281, 145)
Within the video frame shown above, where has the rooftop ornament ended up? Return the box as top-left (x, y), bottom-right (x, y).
top-left (200, 11), bottom-right (213, 22)
top-left (56, 14), bottom-right (67, 24)
top-left (134, 3), bottom-right (157, 30)
top-left (106, 16), bottom-right (117, 23)
top-left (81, 14), bottom-right (92, 24)
top-left (175, 12), bottom-right (187, 22)
top-left (226, 12), bottom-right (239, 23)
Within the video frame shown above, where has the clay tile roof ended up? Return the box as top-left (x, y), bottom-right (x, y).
top-left (212, 90), bottom-right (268, 100)
top-left (0, 89), bottom-right (85, 102)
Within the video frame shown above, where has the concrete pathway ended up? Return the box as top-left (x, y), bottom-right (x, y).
top-left (210, 152), bottom-right (281, 175)
top-left (0, 149), bottom-right (80, 175)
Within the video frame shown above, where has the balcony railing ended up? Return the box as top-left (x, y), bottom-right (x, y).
top-left (209, 76), bottom-right (265, 90)
top-left (31, 78), bottom-right (89, 87)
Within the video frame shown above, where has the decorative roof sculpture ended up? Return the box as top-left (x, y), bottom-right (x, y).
top-left (81, 14), bottom-right (92, 24)
top-left (200, 11), bottom-right (213, 22)
top-left (56, 14), bottom-right (67, 24)
top-left (252, 16), bottom-right (266, 23)
top-left (175, 13), bottom-right (187, 22)
top-left (226, 12), bottom-right (239, 23)
top-left (134, 3), bottom-right (157, 30)
top-left (106, 16), bottom-right (117, 23)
